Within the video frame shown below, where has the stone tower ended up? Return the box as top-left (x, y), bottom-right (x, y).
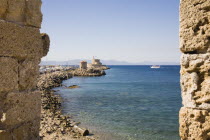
top-left (80, 61), bottom-right (87, 69)
top-left (179, 0), bottom-right (210, 139)
top-left (0, 0), bottom-right (49, 139)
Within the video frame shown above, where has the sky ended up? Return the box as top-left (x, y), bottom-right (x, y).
top-left (41, 0), bottom-right (180, 64)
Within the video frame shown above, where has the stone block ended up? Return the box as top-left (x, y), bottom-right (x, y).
top-left (0, 20), bottom-right (44, 59)
top-left (18, 58), bottom-right (41, 91)
top-left (180, 0), bottom-right (210, 53)
top-left (180, 54), bottom-right (210, 73)
top-left (0, 0), bottom-right (7, 19)
top-left (180, 54), bottom-right (210, 109)
top-left (180, 72), bottom-right (198, 108)
top-left (179, 107), bottom-right (210, 140)
top-left (0, 130), bottom-right (12, 140)
top-left (0, 0), bottom-right (42, 28)
top-left (6, 0), bottom-right (26, 24)
top-left (41, 33), bottom-right (50, 57)
top-left (0, 119), bottom-right (39, 140)
top-left (12, 118), bottom-right (40, 140)
top-left (0, 91), bottom-right (41, 128)
top-left (0, 57), bottom-right (18, 93)
top-left (25, 0), bottom-right (42, 28)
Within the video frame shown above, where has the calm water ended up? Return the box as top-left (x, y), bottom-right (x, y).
top-left (54, 65), bottom-right (182, 140)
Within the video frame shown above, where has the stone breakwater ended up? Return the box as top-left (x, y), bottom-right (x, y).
top-left (37, 68), bottom-right (107, 140)
top-left (71, 69), bottom-right (106, 77)
top-left (92, 66), bottom-right (110, 71)
top-left (39, 90), bottom-right (94, 140)
top-left (37, 71), bottom-right (72, 90)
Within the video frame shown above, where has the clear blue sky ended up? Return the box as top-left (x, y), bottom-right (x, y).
top-left (41, 0), bottom-right (180, 63)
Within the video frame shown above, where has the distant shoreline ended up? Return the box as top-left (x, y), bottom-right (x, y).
top-left (41, 60), bottom-right (180, 66)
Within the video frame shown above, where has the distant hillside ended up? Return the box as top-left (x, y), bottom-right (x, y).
top-left (40, 59), bottom-right (180, 65)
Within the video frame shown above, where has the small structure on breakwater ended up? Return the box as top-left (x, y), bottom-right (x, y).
top-left (80, 61), bottom-right (87, 69)
top-left (91, 57), bottom-right (102, 66)
top-left (87, 57), bottom-right (106, 69)
top-left (80, 57), bottom-right (109, 70)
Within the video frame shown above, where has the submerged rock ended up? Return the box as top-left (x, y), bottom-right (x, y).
top-left (68, 85), bottom-right (79, 89)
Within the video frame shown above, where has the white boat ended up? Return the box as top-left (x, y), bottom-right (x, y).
top-left (151, 65), bottom-right (160, 69)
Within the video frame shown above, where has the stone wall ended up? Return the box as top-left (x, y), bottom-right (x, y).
top-left (0, 0), bottom-right (49, 139)
top-left (179, 0), bottom-right (210, 139)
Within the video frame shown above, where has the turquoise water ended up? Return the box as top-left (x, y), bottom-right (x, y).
top-left (54, 65), bottom-right (181, 140)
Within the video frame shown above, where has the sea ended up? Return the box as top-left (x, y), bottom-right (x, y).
top-left (54, 65), bottom-right (182, 140)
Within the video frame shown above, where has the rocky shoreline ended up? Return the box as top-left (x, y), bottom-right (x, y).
top-left (37, 67), bottom-right (109, 140)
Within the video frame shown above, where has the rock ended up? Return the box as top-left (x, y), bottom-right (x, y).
top-left (0, 20), bottom-right (46, 59)
top-left (180, 54), bottom-right (210, 109)
top-left (179, 107), bottom-right (210, 140)
top-left (38, 69), bottom-right (97, 139)
top-left (73, 125), bottom-right (89, 136)
top-left (0, 0), bottom-right (42, 28)
top-left (0, 57), bottom-right (18, 93)
top-left (68, 85), bottom-right (79, 89)
top-left (72, 68), bottom-right (106, 77)
top-left (180, 0), bottom-right (210, 53)
top-left (1, 91), bottom-right (41, 127)
top-left (41, 33), bottom-right (50, 57)
top-left (19, 58), bottom-right (41, 91)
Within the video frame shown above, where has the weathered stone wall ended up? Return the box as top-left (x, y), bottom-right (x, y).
top-left (180, 0), bottom-right (210, 139)
top-left (0, 0), bottom-right (49, 139)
